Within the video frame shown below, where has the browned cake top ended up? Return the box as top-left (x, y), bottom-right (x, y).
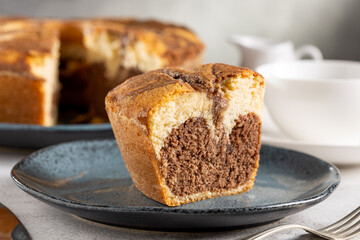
top-left (0, 18), bottom-right (59, 79)
top-left (110, 63), bottom-right (263, 99)
top-left (106, 63), bottom-right (264, 125)
top-left (87, 18), bottom-right (204, 67)
top-left (159, 63), bottom-right (263, 92)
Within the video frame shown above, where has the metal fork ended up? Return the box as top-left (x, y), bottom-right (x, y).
top-left (243, 206), bottom-right (360, 240)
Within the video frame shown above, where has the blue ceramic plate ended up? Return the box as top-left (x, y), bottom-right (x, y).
top-left (11, 140), bottom-right (340, 230)
top-left (0, 123), bottom-right (113, 148)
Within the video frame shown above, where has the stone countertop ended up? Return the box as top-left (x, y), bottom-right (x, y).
top-left (0, 147), bottom-right (359, 240)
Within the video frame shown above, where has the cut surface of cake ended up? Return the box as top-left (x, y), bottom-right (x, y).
top-left (0, 17), bottom-right (204, 125)
top-left (106, 63), bottom-right (265, 206)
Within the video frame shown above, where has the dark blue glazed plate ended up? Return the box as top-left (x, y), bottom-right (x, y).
top-left (0, 123), bottom-right (113, 148)
top-left (11, 139), bottom-right (340, 230)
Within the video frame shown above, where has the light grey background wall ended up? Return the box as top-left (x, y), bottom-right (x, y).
top-left (1, 0), bottom-right (359, 66)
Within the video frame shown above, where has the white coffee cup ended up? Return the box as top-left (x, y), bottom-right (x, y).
top-left (257, 60), bottom-right (360, 145)
top-left (229, 35), bottom-right (323, 70)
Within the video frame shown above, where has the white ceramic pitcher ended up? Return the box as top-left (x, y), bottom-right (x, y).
top-left (229, 35), bottom-right (323, 69)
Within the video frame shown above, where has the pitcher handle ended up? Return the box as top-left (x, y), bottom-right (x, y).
top-left (295, 45), bottom-right (323, 60)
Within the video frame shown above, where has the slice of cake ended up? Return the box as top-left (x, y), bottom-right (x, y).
top-left (0, 18), bottom-right (60, 126)
top-left (106, 63), bottom-right (265, 206)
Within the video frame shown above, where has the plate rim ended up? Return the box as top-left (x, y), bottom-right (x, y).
top-left (262, 132), bottom-right (360, 148)
top-left (0, 123), bottom-right (112, 132)
top-left (11, 139), bottom-right (341, 215)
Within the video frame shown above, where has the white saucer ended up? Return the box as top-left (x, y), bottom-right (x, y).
top-left (262, 130), bottom-right (360, 165)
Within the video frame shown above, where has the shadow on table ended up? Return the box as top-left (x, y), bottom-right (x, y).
top-left (74, 214), bottom-right (325, 240)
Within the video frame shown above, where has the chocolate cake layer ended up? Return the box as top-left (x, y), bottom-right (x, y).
top-left (59, 60), bottom-right (142, 122)
top-left (159, 113), bottom-right (261, 197)
top-left (86, 63), bottom-right (142, 119)
top-left (59, 59), bottom-right (91, 108)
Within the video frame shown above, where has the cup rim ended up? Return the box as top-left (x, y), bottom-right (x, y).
top-left (256, 60), bottom-right (360, 83)
top-left (228, 35), bottom-right (292, 50)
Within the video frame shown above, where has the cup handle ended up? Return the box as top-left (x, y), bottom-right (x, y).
top-left (295, 45), bottom-right (323, 60)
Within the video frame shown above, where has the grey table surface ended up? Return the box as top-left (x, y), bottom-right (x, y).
top-left (0, 147), bottom-right (359, 240)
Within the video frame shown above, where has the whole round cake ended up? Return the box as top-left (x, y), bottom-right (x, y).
top-left (0, 16), bottom-right (204, 125)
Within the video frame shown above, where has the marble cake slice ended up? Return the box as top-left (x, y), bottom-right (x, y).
top-left (106, 63), bottom-right (265, 206)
